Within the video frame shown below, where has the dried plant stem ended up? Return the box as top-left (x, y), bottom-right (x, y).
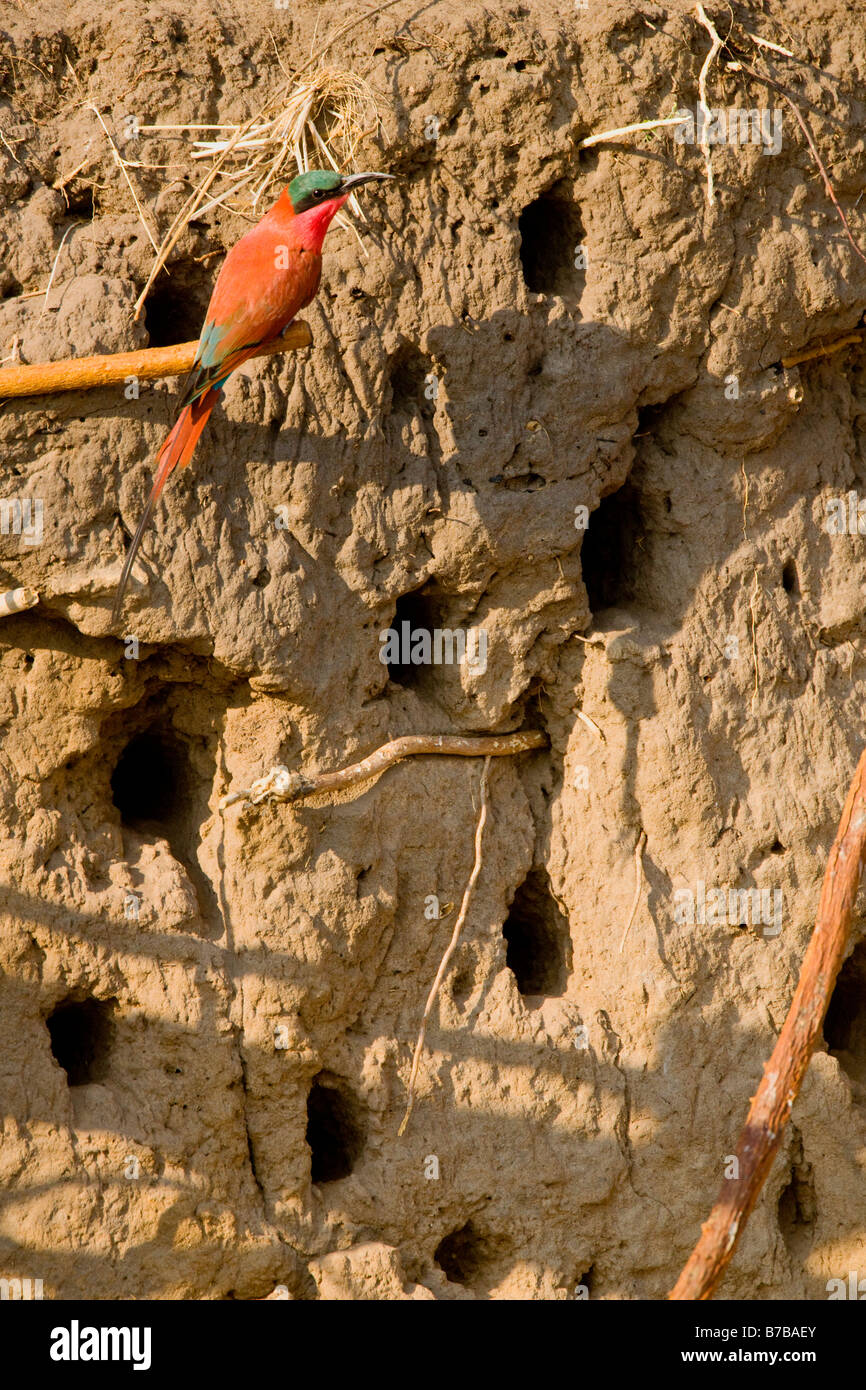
top-left (86, 103), bottom-right (159, 253)
top-left (695, 3), bottom-right (725, 205)
top-left (574, 708), bottom-right (606, 743)
top-left (742, 30), bottom-right (795, 59)
top-left (0, 587), bottom-right (38, 617)
top-left (671, 748), bottom-right (866, 1299)
top-left (0, 336), bottom-right (22, 366)
top-left (748, 571), bottom-right (761, 709)
top-left (0, 126), bottom-right (20, 162)
top-left (619, 830), bottom-right (647, 953)
top-left (781, 96), bottom-right (866, 268)
top-left (0, 321), bottom-right (312, 400)
top-left (781, 333), bottom-right (862, 367)
top-left (220, 731), bottom-right (546, 810)
top-left (38, 221), bottom-right (80, 318)
top-left (398, 757), bottom-right (491, 1136)
top-left (578, 116), bottom-right (687, 149)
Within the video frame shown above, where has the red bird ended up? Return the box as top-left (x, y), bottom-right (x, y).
top-left (112, 168), bottom-right (393, 624)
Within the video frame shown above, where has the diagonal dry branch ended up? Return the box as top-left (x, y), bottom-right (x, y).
top-left (670, 748), bottom-right (866, 1299)
top-left (730, 58), bottom-right (866, 267)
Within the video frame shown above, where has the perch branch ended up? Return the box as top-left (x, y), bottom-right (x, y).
top-left (670, 748), bottom-right (866, 1300)
top-left (219, 731), bottom-right (547, 810)
top-left (0, 321), bottom-right (312, 399)
top-left (399, 757), bottom-right (491, 1136)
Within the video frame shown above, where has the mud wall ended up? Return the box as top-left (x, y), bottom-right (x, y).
top-left (1, 0), bottom-right (866, 1299)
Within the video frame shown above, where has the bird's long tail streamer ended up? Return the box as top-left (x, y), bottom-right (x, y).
top-left (111, 387), bottom-right (220, 626)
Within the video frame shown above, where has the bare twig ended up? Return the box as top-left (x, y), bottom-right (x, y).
top-left (781, 95), bottom-right (866, 268)
top-left (0, 320), bottom-right (312, 399)
top-left (781, 333), bottom-right (862, 367)
top-left (85, 102), bottom-right (159, 253)
top-left (740, 459), bottom-right (750, 543)
top-left (53, 138), bottom-right (95, 193)
top-left (671, 748), bottom-right (866, 1299)
top-left (695, 3), bottom-right (725, 205)
top-left (38, 221), bottom-right (81, 319)
top-left (398, 757), bottom-right (491, 1135)
top-left (578, 115), bottom-right (688, 149)
top-left (219, 731), bottom-right (547, 810)
top-left (748, 571), bottom-right (761, 710)
top-left (0, 335), bottom-right (22, 367)
top-left (574, 708), bottom-right (606, 743)
top-left (741, 29), bottom-right (795, 59)
top-left (619, 830), bottom-right (647, 953)
top-left (0, 126), bottom-right (21, 162)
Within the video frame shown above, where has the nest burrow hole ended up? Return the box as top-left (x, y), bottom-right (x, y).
top-left (306, 1073), bottom-right (366, 1184)
top-left (580, 480), bottom-right (643, 612)
top-left (502, 867), bottom-right (571, 998)
top-left (47, 996), bottom-right (116, 1087)
top-left (144, 259), bottom-right (216, 347)
top-left (111, 727), bottom-right (187, 829)
top-left (384, 582), bottom-right (446, 687)
top-left (519, 184), bottom-right (586, 299)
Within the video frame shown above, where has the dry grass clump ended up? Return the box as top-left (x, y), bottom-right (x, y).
top-left (186, 67), bottom-right (378, 219)
top-left (130, 0), bottom-right (407, 318)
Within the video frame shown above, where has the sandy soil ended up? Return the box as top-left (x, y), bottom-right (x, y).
top-left (1, 0), bottom-right (865, 1299)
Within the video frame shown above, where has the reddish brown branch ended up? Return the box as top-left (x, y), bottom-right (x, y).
top-left (670, 749), bottom-right (866, 1299)
top-left (734, 59), bottom-right (866, 267)
top-left (781, 95), bottom-right (866, 268)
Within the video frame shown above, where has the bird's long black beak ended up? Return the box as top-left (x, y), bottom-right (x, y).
top-left (340, 171), bottom-right (396, 192)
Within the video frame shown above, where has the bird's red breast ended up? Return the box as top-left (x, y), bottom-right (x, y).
top-left (287, 189), bottom-right (350, 253)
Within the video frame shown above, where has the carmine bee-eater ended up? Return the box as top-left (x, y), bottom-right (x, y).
top-left (111, 167), bottom-right (394, 625)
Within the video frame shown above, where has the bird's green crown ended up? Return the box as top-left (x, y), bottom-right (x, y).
top-left (288, 169), bottom-right (345, 214)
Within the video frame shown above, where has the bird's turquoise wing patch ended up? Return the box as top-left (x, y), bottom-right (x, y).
top-left (196, 319), bottom-right (230, 369)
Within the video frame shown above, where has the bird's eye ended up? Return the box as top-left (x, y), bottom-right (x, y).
top-left (312, 188), bottom-right (325, 198)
